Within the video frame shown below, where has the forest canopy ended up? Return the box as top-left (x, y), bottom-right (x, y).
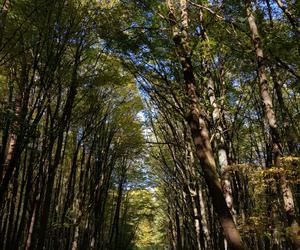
top-left (0, 0), bottom-right (299, 249)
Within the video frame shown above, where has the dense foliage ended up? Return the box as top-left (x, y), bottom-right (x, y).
top-left (0, 0), bottom-right (299, 249)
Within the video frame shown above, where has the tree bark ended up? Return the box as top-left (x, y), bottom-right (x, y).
top-left (198, 7), bottom-right (236, 219)
top-left (166, 1), bottom-right (244, 249)
top-left (36, 46), bottom-right (80, 249)
top-left (246, 1), bottom-right (300, 248)
top-left (109, 170), bottom-right (126, 249)
top-left (0, 0), bottom-right (10, 47)
top-left (274, 0), bottom-right (300, 35)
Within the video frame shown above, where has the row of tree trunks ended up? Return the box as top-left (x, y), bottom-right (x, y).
top-left (245, 1), bottom-right (300, 248)
top-left (198, 8), bottom-right (236, 222)
top-left (166, 1), bottom-right (244, 249)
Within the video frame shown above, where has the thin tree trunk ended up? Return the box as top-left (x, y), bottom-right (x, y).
top-left (36, 42), bottom-right (81, 249)
top-left (246, 1), bottom-right (300, 248)
top-left (0, 54), bottom-right (30, 207)
top-left (25, 193), bottom-right (39, 250)
top-left (271, 67), bottom-right (299, 154)
top-left (0, 0), bottom-right (10, 47)
top-left (109, 171), bottom-right (126, 249)
top-left (166, 1), bottom-right (244, 249)
top-left (198, 8), bottom-right (236, 219)
top-left (208, 75), bottom-right (236, 216)
top-left (199, 184), bottom-right (211, 249)
top-left (274, 0), bottom-right (300, 35)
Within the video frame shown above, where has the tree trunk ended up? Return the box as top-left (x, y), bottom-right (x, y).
top-left (246, 1), bottom-right (300, 248)
top-left (198, 8), bottom-right (236, 219)
top-left (109, 172), bottom-right (126, 249)
top-left (0, 0), bottom-right (10, 47)
top-left (166, 1), bottom-right (244, 249)
top-left (274, 0), bottom-right (300, 35)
